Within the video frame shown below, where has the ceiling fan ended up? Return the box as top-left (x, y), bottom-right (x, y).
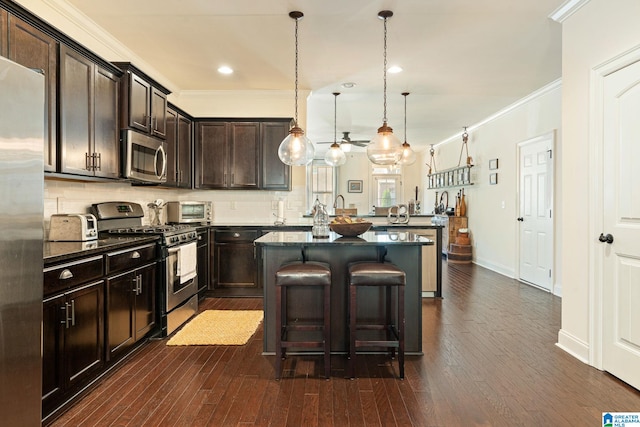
top-left (318, 131), bottom-right (369, 150)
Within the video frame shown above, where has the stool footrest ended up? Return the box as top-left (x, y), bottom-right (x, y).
top-left (282, 325), bottom-right (324, 332)
top-left (355, 340), bottom-right (399, 348)
top-left (281, 341), bottom-right (325, 348)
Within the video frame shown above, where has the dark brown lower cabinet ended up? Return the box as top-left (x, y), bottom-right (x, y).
top-left (212, 229), bottom-right (263, 296)
top-left (106, 263), bottom-right (156, 361)
top-left (42, 280), bottom-right (105, 417)
top-left (197, 229), bottom-right (209, 296)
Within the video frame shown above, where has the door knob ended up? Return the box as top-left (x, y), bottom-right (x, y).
top-left (598, 233), bottom-right (614, 244)
top-left (517, 217), bottom-right (524, 222)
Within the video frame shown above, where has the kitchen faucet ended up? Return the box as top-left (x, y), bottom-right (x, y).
top-left (333, 194), bottom-right (345, 211)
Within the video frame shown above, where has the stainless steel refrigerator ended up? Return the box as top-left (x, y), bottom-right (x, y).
top-left (0, 56), bottom-right (45, 425)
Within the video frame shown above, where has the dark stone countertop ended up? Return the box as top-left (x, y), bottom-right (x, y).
top-left (44, 236), bottom-right (159, 265)
top-left (255, 230), bottom-right (434, 246)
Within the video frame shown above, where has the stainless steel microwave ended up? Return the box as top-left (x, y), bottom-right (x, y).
top-left (122, 129), bottom-right (167, 184)
top-left (166, 201), bottom-right (213, 224)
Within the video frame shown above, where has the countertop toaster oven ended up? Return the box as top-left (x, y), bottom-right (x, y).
top-left (48, 214), bottom-right (98, 241)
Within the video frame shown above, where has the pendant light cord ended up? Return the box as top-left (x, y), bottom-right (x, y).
top-left (403, 93), bottom-right (407, 142)
top-left (334, 93), bottom-right (338, 143)
top-left (383, 16), bottom-right (388, 123)
top-left (294, 16), bottom-right (299, 126)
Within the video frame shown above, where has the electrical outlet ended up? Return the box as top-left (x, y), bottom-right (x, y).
top-left (501, 201), bottom-right (505, 209)
top-left (231, 201), bottom-right (237, 210)
top-left (271, 200), bottom-right (278, 210)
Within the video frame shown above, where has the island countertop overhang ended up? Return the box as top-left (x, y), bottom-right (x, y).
top-left (254, 230), bottom-right (435, 246)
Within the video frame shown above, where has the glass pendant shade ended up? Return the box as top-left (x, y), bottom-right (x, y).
top-left (278, 11), bottom-right (314, 166)
top-left (398, 141), bottom-right (417, 165)
top-left (324, 143), bottom-right (346, 167)
top-left (340, 141), bottom-right (352, 152)
top-left (278, 126), bottom-right (314, 166)
top-left (367, 122), bottom-right (403, 165)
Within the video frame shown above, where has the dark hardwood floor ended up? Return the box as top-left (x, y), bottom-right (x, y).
top-left (50, 262), bottom-right (640, 426)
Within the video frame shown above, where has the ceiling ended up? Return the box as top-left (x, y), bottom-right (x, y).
top-left (63, 0), bottom-right (564, 154)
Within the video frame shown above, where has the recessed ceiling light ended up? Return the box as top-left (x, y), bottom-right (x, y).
top-left (387, 66), bottom-right (403, 74)
top-left (341, 82), bottom-right (356, 89)
top-left (218, 66), bottom-right (233, 75)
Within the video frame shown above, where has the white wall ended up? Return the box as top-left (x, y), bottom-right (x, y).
top-left (423, 82), bottom-right (562, 283)
top-left (335, 151), bottom-right (424, 215)
top-left (557, 0), bottom-right (640, 362)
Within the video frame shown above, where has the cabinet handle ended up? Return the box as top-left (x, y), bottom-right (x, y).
top-left (70, 299), bottom-right (76, 327)
top-left (131, 251), bottom-right (141, 259)
top-left (233, 232), bottom-right (240, 238)
top-left (94, 152), bottom-right (101, 171)
top-left (60, 305), bottom-right (68, 326)
top-left (59, 269), bottom-right (74, 280)
top-left (137, 274), bottom-right (143, 294)
top-left (63, 302), bottom-right (73, 328)
top-left (85, 152), bottom-right (92, 171)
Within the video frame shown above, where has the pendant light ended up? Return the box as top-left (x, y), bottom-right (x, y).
top-left (278, 11), bottom-right (315, 166)
top-left (324, 92), bottom-right (347, 167)
top-left (397, 92), bottom-right (417, 165)
top-left (367, 10), bottom-right (403, 165)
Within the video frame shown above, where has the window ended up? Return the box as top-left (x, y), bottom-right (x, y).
top-left (371, 164), bottom-right (402, 208)
top-left (307, 160), bottom-right (337, 212)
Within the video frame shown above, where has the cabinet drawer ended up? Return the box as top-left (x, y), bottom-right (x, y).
top-left (106, 243), bottom-right (157, 275)
top-left (44, 255), bottom-right (104, 296)
top-left (215, 230), bottom-right (259, 243)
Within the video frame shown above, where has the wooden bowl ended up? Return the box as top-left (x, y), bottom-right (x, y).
top-left (329, 221), bottom-right (372, 237)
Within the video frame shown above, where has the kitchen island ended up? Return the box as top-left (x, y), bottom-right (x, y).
top-left (254, 230), bottom-right (434, 355)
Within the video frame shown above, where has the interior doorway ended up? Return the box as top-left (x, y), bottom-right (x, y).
top-left (517, 132), bottom-right (555, 292)
top-left (595, 50), bottom-right (640, 390)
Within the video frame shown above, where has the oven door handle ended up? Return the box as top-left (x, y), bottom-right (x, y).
top-left (154, 145), bottom-right (167, 180)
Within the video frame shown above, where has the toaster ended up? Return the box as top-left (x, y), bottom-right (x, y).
top-left (49, 214), bottom-right (98, 241)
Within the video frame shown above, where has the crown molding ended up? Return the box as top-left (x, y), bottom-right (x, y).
top-left (549, 0), bottom-right (591, 23)
top-left (435, 78), bottom-right (562, 147)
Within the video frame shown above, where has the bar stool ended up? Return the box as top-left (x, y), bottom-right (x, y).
top-left (275, 261), bottom-right (331, 380)
top-left (348, 261), bottom-right (405, 379)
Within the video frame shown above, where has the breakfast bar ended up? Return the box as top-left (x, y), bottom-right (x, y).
top-left (254, 230), bottom-right (434, 355)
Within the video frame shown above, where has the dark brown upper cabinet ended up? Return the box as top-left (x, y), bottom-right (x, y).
top-left (194, 120), bottom-right (259, 190)
top-left (5, 13), bottom-right (58, 171)
top-left (260, 120), bottom-right (292, 191)
top-left (113, 62), bottom-right (170, 140)
top-left (164, 103), bottom-right (192, 188)
top-left (59, 44), bottom-right (120, 178)
top-left (194, 118), bottom-right (291, 191)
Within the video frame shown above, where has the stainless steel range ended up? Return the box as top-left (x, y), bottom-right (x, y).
top-left (91, 202), bottom-right (198, 336)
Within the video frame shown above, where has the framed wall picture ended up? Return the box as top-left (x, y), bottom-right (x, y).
top-left (348, 180), bottom-right (363, 193)
top-left (489, 158), bottom-right (499, 170)
top-left (490, 173), bottom-right (498, 185)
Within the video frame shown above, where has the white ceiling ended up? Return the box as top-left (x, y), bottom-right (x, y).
top-left (63, 0), bottom-right (564, 153)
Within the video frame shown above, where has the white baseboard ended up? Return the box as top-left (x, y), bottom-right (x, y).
top-left (472, 258), bottom-right (515, 279)
top-left (556, 329), bottom-right (590, 364)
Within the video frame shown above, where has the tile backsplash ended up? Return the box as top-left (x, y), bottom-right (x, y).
top-left (44, 179), bottom-right (309, 237)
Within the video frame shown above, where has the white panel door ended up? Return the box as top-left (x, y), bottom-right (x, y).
top-left (518, 133), bottom-right (554, 291)
top-left (602, 58), bottom-right (640, 389)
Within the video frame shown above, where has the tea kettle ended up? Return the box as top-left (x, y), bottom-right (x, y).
top-left (312, 202), bottom-right (330, 238)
